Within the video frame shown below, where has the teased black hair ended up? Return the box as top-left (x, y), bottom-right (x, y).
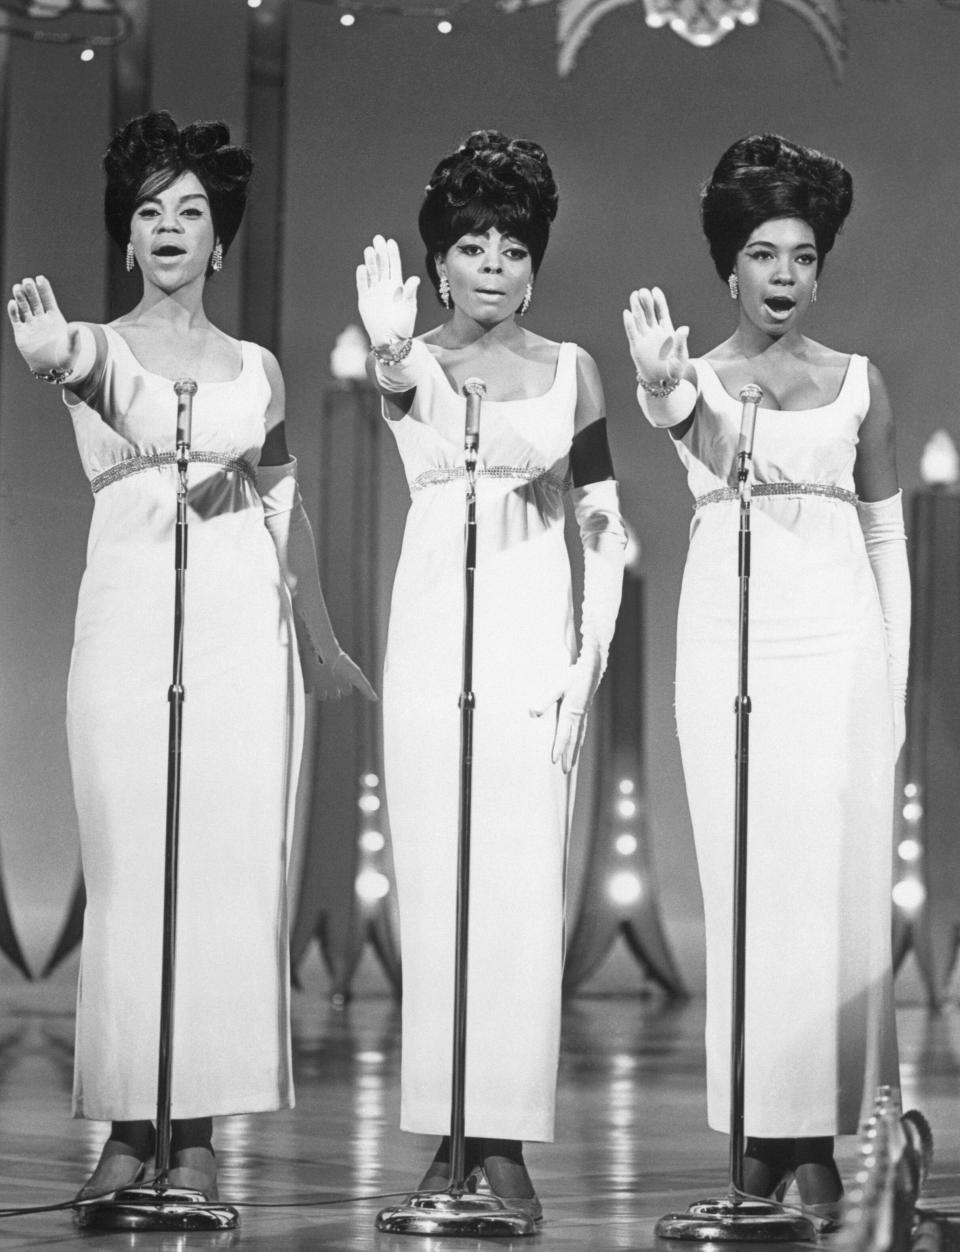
top-left (103, 110), bottom-right (252, 274)
top-left (701, 134), bottom-right (853, 281)
top-left (418, 130), bottom-right (559, 302)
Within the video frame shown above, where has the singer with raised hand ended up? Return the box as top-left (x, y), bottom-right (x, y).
top-left (623, 134), bottom-right (908, 1227)
top-left (356, 131), bottom-right (626, 1220)
top-left (6, 111), bottom-right (374, 1204)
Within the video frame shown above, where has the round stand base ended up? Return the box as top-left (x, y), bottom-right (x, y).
top-left (376, 1189), bottom-right (537, 1237)
top-left (656, 1195), bottom-right (817, 1242)
top-left (75, 1183), bottom-right (240, 1232)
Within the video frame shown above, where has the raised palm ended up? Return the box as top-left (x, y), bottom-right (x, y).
top-left (356, 235), bottom-right (420, 347)
top-left (622, 286), bottom-right (690, 383)
top-left (7, 275), bottom-right (75, 374)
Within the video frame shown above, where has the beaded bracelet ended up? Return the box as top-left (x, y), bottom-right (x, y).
top-left (32, 365), bottom-right (73, 385)
top-left (372, 337), bottom-right (413, 366)
top-left (636, 374), bottom-right (681, 398)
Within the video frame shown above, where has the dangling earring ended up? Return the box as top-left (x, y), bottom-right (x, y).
top-left (811, 280), bottom-right (818, 304)
top-left (125, 242), bottom-right (135, 273)
top-left (211, 242), bottom-right (223, 273)
top-left (438, 272), bottom-right (451, 310)
top-left (728, 273), bottom-right (739, 300)
top-left (519, 280), bottom-right (533, 317)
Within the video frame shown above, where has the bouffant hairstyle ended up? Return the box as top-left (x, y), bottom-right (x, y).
top-left (700, 134), bottom-right (853, 281)
top-left (103, 110), bottom-right (252, 273)
top-left (418, 130), bottom-right (559, 302)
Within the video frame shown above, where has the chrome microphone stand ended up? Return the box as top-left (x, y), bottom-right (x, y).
top-left (657, 384), bottom-right (814, 1243)
top-left (377, 379), bottom-right (534, 1238)
top-left (79, 379), bottom-right (239, 1233)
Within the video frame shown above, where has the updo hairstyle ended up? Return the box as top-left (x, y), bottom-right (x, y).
top-left (103, 110), bottom-right (253, 274)
top-left (700, 134), bottom-right (853, 282)
top-left (418, 130), bottom-right (559, 302)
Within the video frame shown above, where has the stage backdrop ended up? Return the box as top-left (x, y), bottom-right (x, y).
top-left (0, 0), bottom-right (957, 998)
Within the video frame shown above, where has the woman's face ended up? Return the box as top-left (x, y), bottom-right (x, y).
top-left (128, 170), bottom-right (217, 290)
top-left (438, 227), bottom-right (533, 324)
top-left (732, 217), bottom-right (819, 335)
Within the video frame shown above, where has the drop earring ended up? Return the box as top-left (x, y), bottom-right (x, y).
top-left (728, 273), bottom-right (739, 300)
top-left (126, 242), bottom-right (135, 273)
top-left (519, 281), bottom-right (533, 317)
top-left (811, 280), bottom-right (818, 304)
top-left (438, 272), bottom-right (451, 310)
top-left (211, 242), bottom-right (223, 273)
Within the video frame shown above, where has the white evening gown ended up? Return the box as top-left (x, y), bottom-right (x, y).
top-left (67, 325), bottom-right (302, 1120)
top-left (675, 355), bottom-right (899, 1137)
top-left (383, 343), bottom-right (580, 1141)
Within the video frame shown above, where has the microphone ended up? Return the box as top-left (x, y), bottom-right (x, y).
top-left (736, 384), bottom-right (763, 463)
top-left (174, 377), bottom-right (198, 452)
top-left (462, 377), bottom-right (486, 459)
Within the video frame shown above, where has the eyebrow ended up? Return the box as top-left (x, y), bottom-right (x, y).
top-left (139, 192), bottom-right (209, 206)
top-left (746, 239), bottom-right (816, 250)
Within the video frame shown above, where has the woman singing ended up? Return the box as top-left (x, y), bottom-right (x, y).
top-left (356, 131), bottom-right (626, 1219)
top-left (7, 111), bottom-right (374, 1202)
top-left (623, 134), bottom-right (908, 1224)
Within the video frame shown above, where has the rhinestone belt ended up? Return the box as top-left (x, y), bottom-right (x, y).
top-left (410, 465), bottom-right (568, 496)
top-left (91, 451), bottom-right (256, 495)
top-left (694, 482), bottom-right (857, 511)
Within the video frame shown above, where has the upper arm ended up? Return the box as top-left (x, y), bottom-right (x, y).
top-left (573, 346), bottom-right (605, 435)
top-left (259, 346), bottom-right (291, 466)
top-left (853, 361), bottom-right (899, 502)
top-left (570, 348), bottom-right (615, 485)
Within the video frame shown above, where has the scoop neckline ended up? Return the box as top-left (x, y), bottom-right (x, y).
top-left (697, 354), bottom-right (857, 414)
top-left (105, 323), bottom-right (246, 386)
top-left (427, 339), bottom-right (569, 404)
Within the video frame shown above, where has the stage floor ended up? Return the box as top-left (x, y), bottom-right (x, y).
top-left (1, 981), bottom-right (959, 1250)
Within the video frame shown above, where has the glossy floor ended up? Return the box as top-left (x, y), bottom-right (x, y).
top-left (1, 982), bottom-right (958, 1250)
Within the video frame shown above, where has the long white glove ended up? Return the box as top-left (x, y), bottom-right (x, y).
top-left (530, 480), bottom-right (627, 772)
top-left (355, 234), bottom-right (429, 393)
top-left (257, 457), bottom-right (377, 702)
top-left (858, 491), bottom-right (910, 757)
top-left (622, 286), bottom-right (699, 429)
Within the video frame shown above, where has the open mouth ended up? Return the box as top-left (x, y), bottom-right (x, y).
top-left (764, 296), bottom-right (795, 314)
top-left (153, 245), bottom-right (185, 257)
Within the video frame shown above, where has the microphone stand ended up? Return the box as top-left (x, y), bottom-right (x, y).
top-left (79, 380), bottom-right (239, 1232)
top-left (657, 385), bottom-right (815, 1243)
top-left (377, 379), bottom-right (535, 1238)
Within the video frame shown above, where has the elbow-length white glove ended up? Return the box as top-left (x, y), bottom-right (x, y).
top-left (530, 479), bottom-right (627, 773)
top-left (858, 490), bottom-right (910, 757)
top-left (257, 457), bottom-right (377, 701)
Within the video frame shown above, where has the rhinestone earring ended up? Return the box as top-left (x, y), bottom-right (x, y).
top-left (728, 273), bottom-right (739, 300)
top-left (125, 242), bottom-right (135, 273)
top-left (811, 280), bottom-right (818, 304)
top-left (211, 242), bottom-right (223, 273)
top-left (438, 272), bottom-right (451, 310)
top-left (519, 281), bottom-right (533, 317)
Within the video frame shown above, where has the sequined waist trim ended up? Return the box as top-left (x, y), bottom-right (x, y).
top-left (410, 465), bottom-right (568, 496)
top-left (694, 482), bottom-right (858, 511)
top-left (91, 451), bottom-right (256, 495)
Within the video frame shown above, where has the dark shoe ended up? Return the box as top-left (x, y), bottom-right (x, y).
top-left (168, 1145), bottom-right (219, 1200)
top-left (417, 1136), bottom-right (481, 1192)
top-left (74, 1126), bottom-right (155, 1202)
top-left (796, 1162), bottom-right (844, 1231)
top-left (478, 1139), bottom-right (543, 1222)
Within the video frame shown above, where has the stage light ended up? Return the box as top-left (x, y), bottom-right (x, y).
top-left (615, 834), bottom-right (638, 856)
top-left (617, 797), bottom-right (637, 819)
top-left (340, 11), bottom-right (355, 25)
top-left (360, 830), bottom-right (386, 854)
top-left (608, 870), bottom-right (642, 906)
top-left (904, 782), bottom-right (919, 798)
top-left (618, 778), bottom-right (635, 796)
top-left (361, 771), bottom-right (380, 788)
top-left (247, 0), bottom-right (263, 8)
top-left (892, 879), bottom-right (926, 912)
top-left (358, 794), bottom-right (381, 813)
top-left (902, 800), bottom-right (922, 823)
top-left (80, 47), bottom-right (94, 61)
top-left (437, 18), bottom-right (453, 32)
top-left (898, 838), bottom-right (921, 863)
top-left (356, 869), bottom-right (391, 902)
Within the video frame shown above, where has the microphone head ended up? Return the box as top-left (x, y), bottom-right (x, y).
top-left (174, 377), bottom-right (198, 397)
top-left (739, 383), bottom-right (763, 405)
top-left (462, 377), bottom-right (487, 398)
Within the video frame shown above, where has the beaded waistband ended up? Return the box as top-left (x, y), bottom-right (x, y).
top-left (694, 482), bottom-right (858, 511)
top-left (91, 451), bottom-right (256, 495)
top-left (410, 465), bottom-right (568, 496)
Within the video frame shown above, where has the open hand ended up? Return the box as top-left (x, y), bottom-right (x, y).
top-left (622, 286), bottom-right (689, 384)
top-left (7, 275), bottom-right (76, 375)
top-left (356, 235), bottom-right (420, 348)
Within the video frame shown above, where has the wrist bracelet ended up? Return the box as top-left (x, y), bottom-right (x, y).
top-left (637, 373), bottom-right (681, 398)
top-left (372, 337), bottom-right (413, 367)
top-left (32, 365), bottom-right (73, 385)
